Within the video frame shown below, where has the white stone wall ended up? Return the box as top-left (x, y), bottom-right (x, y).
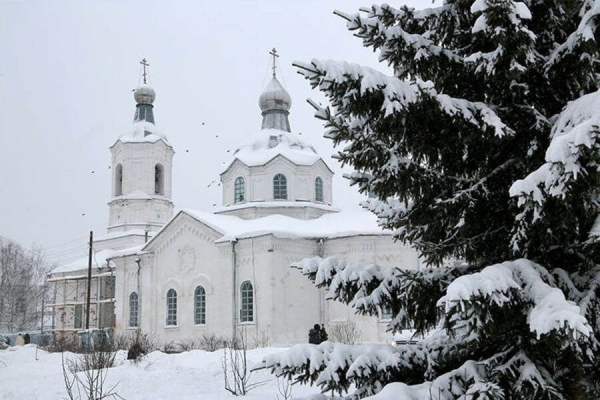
top-left (220, 156), bottom-right (334, 210)
top-left (112, 215), bottom-right (422, 347)
top-left (108, 140), bottom-right (175, 234)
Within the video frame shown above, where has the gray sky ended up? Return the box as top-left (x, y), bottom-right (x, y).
top-left (0, 0), bottom-right (437, 264)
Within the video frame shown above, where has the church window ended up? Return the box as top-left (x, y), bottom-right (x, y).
top-left (240, 281), bottom-right (253, 323)
top-left (74, 304), bottom-right (83, 329)
top-left (129, 292), bottom-right (139, 327)
top-left (234, 177), bottom-right (245, 204)
top-left (155, 164), bottom-right (164, 195)
top-left (115, 164), bottom-right (123, 196)
top-left (315, 177), bottom-right (323, 202)
top-left (166, 288), bottom-right (177, 326)
top-left (194, 286), bottom-right (206, 325)
top-left (381, 305), bottom-right (392, 321)
top-left (273, 174), bottom-right (287, 200)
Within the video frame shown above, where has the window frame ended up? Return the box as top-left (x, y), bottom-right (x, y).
top-left (234, 177), bottom-right (245, 204)
top-left (129, 292), bottom-right (139, 327)
top-left (166, 288), bottom-right (178, 326)
top-left (380, 305), bottom-right (393, 321)
top-left (155, 163), bottom-right (164, 195)
top-left (273, 174), bottom-right (287, 200)
top-left (194, 286), bottom-right (206, 325)
top-left (315, 176), bottom-right (323, 203)
top-left (115, 164), bottom-right (123, 196)
top-left (240, 281), bottom-right (254, 323)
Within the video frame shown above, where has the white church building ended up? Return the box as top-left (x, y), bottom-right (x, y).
top-left (48, 58), bottom-right (422, 346)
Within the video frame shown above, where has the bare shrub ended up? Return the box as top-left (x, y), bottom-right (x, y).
top-left (199, 332), bottom-right (226, 352)
top-left (328, 320), bottom-right (363, 345)
top-left (177, 337), bottom-right (201, 352)
top-left (276, 376), bottom-right (293, 400)
top-left (162, 341), bottom-right (180, 354)
top-left (222, 328), bottom-right (268, 395)
top-left (251, 329), bottom-right (272, 349)
top-left (113, 331), bottom-right (158, 353)
top-left (62, 344), bottom-right (122, 400)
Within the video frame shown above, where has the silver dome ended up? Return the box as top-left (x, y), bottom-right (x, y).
top-left (259, 77), bottom-right (291, 112)
top-left (134, 84), bottom-right (156, 105)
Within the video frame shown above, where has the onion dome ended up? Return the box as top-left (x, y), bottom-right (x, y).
top-left (134, 84), bottom-right (156, 105)
top-left (259, 77), bottom-right (291, 112)
top-left (259, 77), bottom-right (292, 132)
top-left (133, 84), bottom-right (156, 124)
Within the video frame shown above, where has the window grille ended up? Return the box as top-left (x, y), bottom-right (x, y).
top-left (234, 177), bottom-right (245, 203)
top-left (315, 177), bottom-right (323, 202)
top-left (194, 286), bottom-right (206, 325)
top-left (273, 174), bottom-right (287, 200)
top-left (129, 292), bottom-right (139, 327)
top-left (166, 289), bottom-right (177, 326)
top-left (240, 281), bottom-right (253, 323)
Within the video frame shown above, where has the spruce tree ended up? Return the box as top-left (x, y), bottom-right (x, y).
top-left (264, 1), bottom-right (600, 399)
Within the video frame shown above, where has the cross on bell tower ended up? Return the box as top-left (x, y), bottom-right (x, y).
top-left (269, 48), bottom-right (279, 78)
top-left (140, 58), bottom-right (150, 84)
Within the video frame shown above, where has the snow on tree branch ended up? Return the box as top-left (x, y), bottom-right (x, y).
top-left (439, 259), bottom-right (592, 339)
top-left (294, 60), bottom-right (509, 138)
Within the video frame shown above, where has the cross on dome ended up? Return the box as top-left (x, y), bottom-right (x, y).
top-left (140, 58), bottom-right (150, 84)
top-left (269, 48), bottom-right (279, 78)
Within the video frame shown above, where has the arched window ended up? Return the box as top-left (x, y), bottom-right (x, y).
top-left (234, 177), bottom-right (245, 204)
top-left (381, 305), bottom-right (392, 321)
top-left (155, 164), bottom-right (164, 195)
top-left (315, 177), bottom-right (323, 202)
top-left (129, 292), bottom-right (139, 327)
top-left (240, 281), bottom-right (253, 323)
top-left (194, 286), bottom-right (206, 325)
top-left (115, 164), bottom-right (123, 196)
top-left (166, 288), bottom-right (177, 326)
top-left (273, 174), bottom-right (287, 200)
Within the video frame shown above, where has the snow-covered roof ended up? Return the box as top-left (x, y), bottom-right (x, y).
top-left (115, 120), bottom-right (168, 144)
top-left (50, 245), bottom-right (145, 274)
top-left (181, 207), bottom-right (387, 243)
top-left (215, 201), bottom-right (339, 214)
top-left (94, 228), bottom-right (155, 243)
top-left (222, 129), bottom-right (324, 172)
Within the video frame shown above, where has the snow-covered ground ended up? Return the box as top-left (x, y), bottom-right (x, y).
top-left (0, 345), bottom-right (322, 400)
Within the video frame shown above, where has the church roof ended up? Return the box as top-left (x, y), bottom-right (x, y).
top-left (179, 207), bottom-right (388, 243)
top-left (49, 244), bottom-right (146, 274)
top-left (222, 128), bottom-right (325, 171)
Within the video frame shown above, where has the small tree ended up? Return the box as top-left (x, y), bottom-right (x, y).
top-left (327, 320), bottom-right (362, 345)
top-left (222, 328), bottom-right (268, 395)
top-left (62, 342), bottom-right (122, 400)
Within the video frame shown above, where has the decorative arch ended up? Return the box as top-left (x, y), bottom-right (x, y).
top-left (240, 281), bottom-right (254, 323)
top-left (315, 176), bottom-right (323, 202)
top-left (194, 286), bottom-right (206, 325)
top-left (166, 288), bottom-right (177, 326)
top-left (273, 174), bottom-right (287, 200)
top-left (234, 177), bottom-right (245, 203)
top-left (155, 163), bottom-right (164, 195)
top-left (129, 292), bottom-right (139, 327)
top-left (115, 164), bottom-right (123, 196)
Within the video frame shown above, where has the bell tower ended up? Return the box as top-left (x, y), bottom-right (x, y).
top-left (107, 59), bottom-right (175, 234)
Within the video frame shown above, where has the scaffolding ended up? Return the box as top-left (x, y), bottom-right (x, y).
top-left (47, 271), bottom-right (116, 333)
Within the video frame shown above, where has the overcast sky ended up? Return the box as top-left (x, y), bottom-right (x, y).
top-left (0, 0), bottom-right (438, 264)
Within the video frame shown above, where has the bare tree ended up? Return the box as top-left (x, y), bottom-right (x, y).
top-left (222, 328), bottom-right (268, 395)
top-left (327, 320), bottom-right (363, 345)
top-left (61, 343), bottom-right (123, 400)
top-left (0, 237), bottom-right (51, 332)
